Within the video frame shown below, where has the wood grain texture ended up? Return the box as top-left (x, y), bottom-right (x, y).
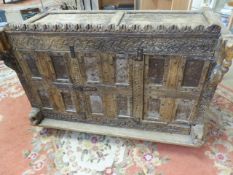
top-left (49, 87), bottom-right (65, 112)
top-left (132, 55), bottom-right (144, 119)
top-left (159, 98), bottom-right (176, 122)
top-left (166, 57), bottom-right (184, 89)
top-left (3, 9), bottom-right (229, 146)
top-left (36, 52), bottom-right (56, 81)
top-left (101, 53), bottom-right (115, 84)
top-left (67, 55), bottom-right (84, 84)
top-left (103, 94), bottom-right (117, 118)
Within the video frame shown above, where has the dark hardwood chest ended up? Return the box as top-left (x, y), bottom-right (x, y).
top-left (2, 8), bottom-right (233, 146)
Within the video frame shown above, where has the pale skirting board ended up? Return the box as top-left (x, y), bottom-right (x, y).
top-left (39, 118), bottom-right (200, 147)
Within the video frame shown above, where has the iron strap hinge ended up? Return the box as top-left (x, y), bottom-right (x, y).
top-left (69, 46), bottom-right (75, 58)
top-left (73, 85), bottom-right (97, 92)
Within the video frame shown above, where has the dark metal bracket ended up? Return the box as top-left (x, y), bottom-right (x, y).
top-left (73, 85), bottom-right (97, 92)
top-left (69, 46), bottom-right (75, 58)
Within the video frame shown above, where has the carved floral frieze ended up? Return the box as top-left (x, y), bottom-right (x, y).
top-left (8, 35), bottom-right (218, 56)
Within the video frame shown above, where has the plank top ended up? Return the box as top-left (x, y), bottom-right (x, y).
top-left (5, 8), bottom-right (224, 35)
top-left (33, 13), bottom-right (115, 25)
top-left (120, 13), bottom-right (207, 27)
top-left (32, 12), bottom-right (208, 27)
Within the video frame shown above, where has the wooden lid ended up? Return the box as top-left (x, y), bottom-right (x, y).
top-left (5, 8), bottom-right (223, 35)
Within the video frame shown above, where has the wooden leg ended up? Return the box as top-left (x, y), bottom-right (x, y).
top-left (29, 107), bottom-right (44, 125)
top-left (3, 0), bottom-right (6, 4)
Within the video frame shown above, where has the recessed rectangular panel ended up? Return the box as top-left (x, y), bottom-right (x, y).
top-left (61, 91), bottom-right (75, 112)
top-left (182, 60), bottom-right (204, 87)
top-left (159, 98), bottom-right (176, 122)
top-left (148, 58), bottom-right (165, 84)
top-left (90, 95), bottom-right (103, 114)
top-left (117, 95), bottom-right (131, 117)
top-left (175, 99), bottom-right (195, 122)
top-left (147, 98), bottom-right (160, 119)
top-left (84, 56), bottom-right (100, 82)
top-left (24, 55), bottom-right (40, 77)
top-left (51, 55), bottom-right (69, 80)
top-left (38, 90), bottom-right (51, 108)
top-left (116, 56), bottom-right (129, 84)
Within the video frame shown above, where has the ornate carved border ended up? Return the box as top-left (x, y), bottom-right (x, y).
top-left (6, 23), bottom-right (221, 35)
top-left (8, 34), bottom-right (218, 57)
top-left (41, 109), bottom-right (190, 135)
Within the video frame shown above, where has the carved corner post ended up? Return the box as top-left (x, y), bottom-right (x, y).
top-left (0, 29), bottom-right (10, 60)
top-left (191, 124), bottom-right (205, 146)
top-left (210, 37), bottom-right (233, 86)
top-left (190, 36), bottom-right (233, 146)
top-left (1, 29), bottom-right (44, 125)
top-left (222, 37), bottom-right (233, 74)
top-left (0, 29), bottom-right (19, 72)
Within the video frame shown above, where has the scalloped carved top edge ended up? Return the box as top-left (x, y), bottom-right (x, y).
top-left (5, 23), bottom-right (221, 34)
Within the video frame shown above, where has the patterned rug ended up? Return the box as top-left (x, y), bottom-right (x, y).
top-left (0, 61), bottom-right (233, 175)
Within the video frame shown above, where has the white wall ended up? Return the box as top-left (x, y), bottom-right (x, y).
top-left (192, 0), bottom-right (204, 10)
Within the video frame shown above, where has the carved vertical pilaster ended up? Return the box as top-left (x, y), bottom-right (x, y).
top-left (193, 37), bottom-right (233, 144)
top-left (210, 37), bottom-right (233, 86)
top-left (132, 49), bottom-right (144, 120)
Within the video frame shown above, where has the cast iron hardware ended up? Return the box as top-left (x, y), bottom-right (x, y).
top-left (73, 85), bottom-right (97, 92)
top-left (69, 46), bottom-right (75, 58)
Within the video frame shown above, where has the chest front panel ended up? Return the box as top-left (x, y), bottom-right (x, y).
top-left (11, 32), bottom-right (217, 135)
top-left (5, 9), bottom-right (228, 146)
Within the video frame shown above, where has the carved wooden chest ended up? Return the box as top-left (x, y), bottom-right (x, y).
top-left (3, 9), bottom-right (233, 146)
